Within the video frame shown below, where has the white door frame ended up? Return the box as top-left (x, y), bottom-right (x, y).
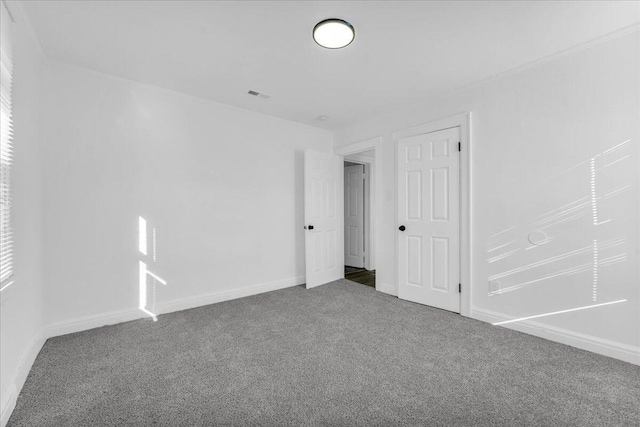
top-left (343, 163), bottom-right (366, 269)
top-left (344, 157), bottom-right (374, 270)
top-left (393, 112), bottom-right (472, 318)
top-left (335, 137), bottom-right (382, 290)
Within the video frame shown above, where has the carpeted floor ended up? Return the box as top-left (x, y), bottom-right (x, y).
top-left (8, 280), bottom-right (640, 426)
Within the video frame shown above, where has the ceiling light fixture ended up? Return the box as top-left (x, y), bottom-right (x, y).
top-left (313, 19), bottom-right (355, 49)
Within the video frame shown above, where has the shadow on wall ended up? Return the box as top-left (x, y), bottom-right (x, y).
top-left (138, 216), bottom-right (168, 321)
top-left (486, 139), bottom-right (633, 325)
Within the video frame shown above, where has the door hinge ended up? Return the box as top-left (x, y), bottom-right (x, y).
top-left (459, 283), bottom-right (461, 293)
top-left (458, 142), bottom-right (461, 152)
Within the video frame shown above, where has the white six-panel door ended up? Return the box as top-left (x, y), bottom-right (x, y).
top-left (344, 164), bottom-right (365, 268)
top-left (397, 127), bottom-right (460, 312)
top-left (304, 150), bottom-right (344, 289)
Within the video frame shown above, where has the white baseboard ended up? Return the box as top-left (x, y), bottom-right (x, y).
top-left (46, 307), bottom-right (144, 339)
top-left (0, 384), bottom-right (16, 427)
top-left (1, 330), bottom-right (47, 427)
top-left (471, 308), bottom-right (640, 366)
top-left (377, 282), bottom-right (397, 296)
top-left (46, 276), bottom-right (305, 339)
top-left (153, 275), bottom-right (305, 316)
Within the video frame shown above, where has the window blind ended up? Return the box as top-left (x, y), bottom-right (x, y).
top-left (0, 1), bottom-right (14, 291)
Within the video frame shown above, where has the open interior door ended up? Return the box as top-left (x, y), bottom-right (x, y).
top-left (304, 150), bottom-right (344, 289)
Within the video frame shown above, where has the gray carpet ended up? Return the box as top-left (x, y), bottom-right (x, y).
top-left (8, 280), bottom-right (640, 426)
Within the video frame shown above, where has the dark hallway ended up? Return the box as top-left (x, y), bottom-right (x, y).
top-left (345, 266), bottom-right (375, 288)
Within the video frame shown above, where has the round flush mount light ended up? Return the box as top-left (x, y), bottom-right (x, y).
top-left (313, 19), bottom-right (355, 49)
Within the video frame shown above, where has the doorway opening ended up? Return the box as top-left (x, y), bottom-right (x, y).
top-left (344, 150), bottom-right (375, 288)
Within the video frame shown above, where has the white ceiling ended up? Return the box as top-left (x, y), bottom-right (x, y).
top-left (21, 1), bottom-right (640, 130)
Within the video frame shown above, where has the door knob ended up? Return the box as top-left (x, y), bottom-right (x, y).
top-left (399, 225), bottom-right (406, 231)
top-left (305, 225), bottom-right (314, 230)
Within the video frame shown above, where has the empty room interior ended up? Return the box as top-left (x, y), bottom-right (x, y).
top-left (1, 1), bottom-right (639, 425)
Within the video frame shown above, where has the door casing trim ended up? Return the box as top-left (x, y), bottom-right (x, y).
top-left (335, 136), bottom-right (382, 291)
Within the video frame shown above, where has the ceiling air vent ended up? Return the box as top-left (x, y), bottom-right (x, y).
top-left (247, 90), bottom-right (271, 99)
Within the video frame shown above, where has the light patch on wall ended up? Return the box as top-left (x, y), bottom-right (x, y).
top-left (493, 299), bottom-right (628, 326)
top-left (486, 139), bottom-right (631, 305)
top-left (488, 248), bottom-right (520, 264)
top-left (138, 216), bottom-right (147, 255)
top-left (138, 217), bottom-right (167, 321)
top-left (152, 227), bottom-right (157, 262)
top-left (138, 260), bottom-right (155, 321)
top-left (592, 239), bottom-right (598, 301)
top-left (146, 269), bottom-right (167, 286)
top-left (491, 262), bottom-right (591, 296)
top-left (487, 240), bottom-right (516, 253)
top-left (0, 279), bottom-right (15, 293)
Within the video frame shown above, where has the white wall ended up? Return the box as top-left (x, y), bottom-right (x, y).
top-left (41, 62), bottom-right (332, 329)
top-left (1, 14), bottom-right (637, 427)
top-left (335, 31), bottom-right (640, 362)
top-left (0, 4), bottom-right (46, 424)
